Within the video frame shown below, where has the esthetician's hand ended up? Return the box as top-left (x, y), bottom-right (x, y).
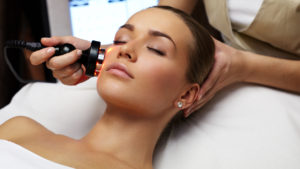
top-left (29, 36), bottom-right (91, 85)
top-left (184, 39), bottom-right (246, 117)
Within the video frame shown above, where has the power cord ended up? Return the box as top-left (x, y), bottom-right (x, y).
top-left (4, 40), bottom-right (46, 83)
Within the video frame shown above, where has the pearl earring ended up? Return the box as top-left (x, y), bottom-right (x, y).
top-left (177, 102), bottom-right (183, 108)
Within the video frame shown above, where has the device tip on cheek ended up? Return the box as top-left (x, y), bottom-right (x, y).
top-left (94, 61), bottom-right (102, 76)
top-left (94, 70), bottom-right (99, 76)
top-left (105, 47), bottom-right (114, 56)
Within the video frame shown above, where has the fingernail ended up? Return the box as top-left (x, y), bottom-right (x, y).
top-left (183, 112), bottom-right (188, 118)
top-left (198, 94), bottom-right (203, 100)
top-left (77, 50), bottom-right (82, 56)
top-left (184, 109), bottom-right (191, 118)
top-left (47, 47), bottom-right (54, 53)
top-left (184, 112), bottom-right (190, 118)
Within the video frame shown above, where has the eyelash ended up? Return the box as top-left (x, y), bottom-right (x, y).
top-left (113, 40), bottom-right (126, 45)
top-left (113, 40), bottom-right (165, 56)
top-left (147, 47), bottom-right (165, 56)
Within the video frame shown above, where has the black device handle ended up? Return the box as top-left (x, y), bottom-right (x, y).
top-left (50, 41), bottom-right (101, 76)
top-left (4, 40), bottom-right (103, 77)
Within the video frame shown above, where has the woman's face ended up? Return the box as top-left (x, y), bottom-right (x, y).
top-left (97, 8), bottom-right (194, 118)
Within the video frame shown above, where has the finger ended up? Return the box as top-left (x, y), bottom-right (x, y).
top-left (41, 37), bottom-right (60, 47)
top-left (183, 107), bottom-right (192, 117)
top-left (46, 49), bottom-right (82, 70)
top-left (184, 98), bottom-right (204, 117)
top-left (52, 63), bottom-right (81, 79)
top-left (30, 47), bottom-right (55, 65)
top-left (199, 62), bottom-right (223, 98)
top-left (183, 88), bottom-right (202, 116)
top-left (189, 92), bottom-right (216, 114)
top-left (185, 80), bottom-right (220, 117)
top-left (41, 36), bottom-right (90, 49)
top-left (41, 36), bottom-right (75, 47)
top-left (59, 67), bottom-right (84, 85)
top-left (196, 79), bottom-right (223, 109)
top-left (76, 65), bottom-right (89, 84)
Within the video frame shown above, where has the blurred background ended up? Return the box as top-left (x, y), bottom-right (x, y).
top-left (0, 0), bottom-right (52, 108)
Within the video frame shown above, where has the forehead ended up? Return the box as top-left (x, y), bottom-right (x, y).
top-left (126, 8), bottom-right (193, 50)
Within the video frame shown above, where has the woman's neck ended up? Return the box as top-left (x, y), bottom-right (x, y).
top-left (80, 106), bottom-right (171, 169)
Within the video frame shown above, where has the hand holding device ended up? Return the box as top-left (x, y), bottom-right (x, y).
top-left (4, 36), bottom-right (105, 85)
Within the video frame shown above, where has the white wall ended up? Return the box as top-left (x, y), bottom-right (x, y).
top-left (46, 0), bottom-right (72, 36)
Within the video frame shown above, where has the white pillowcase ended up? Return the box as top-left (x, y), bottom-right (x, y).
top-left (1, 78), bottom-right (300, 169)
top-left (154, 84), bottom-right (300, 169)
top-left (0, 78), bottom-right (105, 139)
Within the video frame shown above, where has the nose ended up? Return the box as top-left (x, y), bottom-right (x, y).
top-left (117, 41), bottom-right (137, 62)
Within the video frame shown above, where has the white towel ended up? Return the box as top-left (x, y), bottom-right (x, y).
top-left (0, 139), bottom-right (74, 169)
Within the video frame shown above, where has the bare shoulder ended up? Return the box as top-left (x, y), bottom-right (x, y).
top-left (0, 116), bottom-right (50, 141)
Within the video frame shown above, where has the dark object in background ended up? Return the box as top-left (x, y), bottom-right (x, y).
top-left (191, 0), bottom-right (223, 41)
top-left (0, 0), bottom-right (55, 108)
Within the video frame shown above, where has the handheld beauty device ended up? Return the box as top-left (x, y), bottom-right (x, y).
top-left (4, 40), bottom-right (105, 82)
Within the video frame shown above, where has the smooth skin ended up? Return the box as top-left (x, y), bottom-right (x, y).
top-left (159, 0), bottom-right (300, 116)
top-left (30, 36), bottom-right (91, 85)
top-left (1, 8), bottom-right (199, 169)
top-left (29, 0), bottom-right (300, 116)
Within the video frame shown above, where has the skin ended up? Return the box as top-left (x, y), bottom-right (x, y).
top-left (0, 8), bottom-right (199, 169)
top-left (158, 0), bottom-right (300, 116)
top-left (29, 0), bottom-right (300, 116)
top-left (28, 0), bottom-right (197, 85)
top-left (29, 36), bottom-right (91, 85)
top-left (187, 40), bottom-right (300, 114)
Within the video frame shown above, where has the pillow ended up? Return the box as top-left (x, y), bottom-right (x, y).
top-left (1, 79), bottom-right (300, 169)
top-left (0, 78), bottom-right (105, 139)
top-left (154, 84), bottom-right (300, 169)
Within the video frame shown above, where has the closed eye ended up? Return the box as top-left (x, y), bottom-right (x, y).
top-left (147, 47), bottom-right (165, 56)
top-left (113, 40), bottom-right (126, 45)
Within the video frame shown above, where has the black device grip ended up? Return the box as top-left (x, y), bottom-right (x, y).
top-left (53, 43), bottom-right (76, 56)
top-left (4, 40), bottom-right (102, 77)
top-left (52, 41), bottom-right (101, 76)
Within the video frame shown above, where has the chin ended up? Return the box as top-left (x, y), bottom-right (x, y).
top-left (97, 76), bottom-right (135, 111)
top-left (98, 84), bottom-right (156, 118)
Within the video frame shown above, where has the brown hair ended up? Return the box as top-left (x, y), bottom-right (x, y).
top-left (150, 6), bottom-right (216, 154)
top-left (150, 6), bottom-right (215, 85)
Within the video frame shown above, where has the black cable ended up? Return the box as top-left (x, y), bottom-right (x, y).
top-left (5, 40), bottom-right (44, 51)
top-left (3, 40), bottom-right (77, 84)
top-left (3, 41), bottom-right (46, 84)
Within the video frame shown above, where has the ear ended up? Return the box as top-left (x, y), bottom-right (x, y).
top-left (174, 83), bottom-right (200, 110)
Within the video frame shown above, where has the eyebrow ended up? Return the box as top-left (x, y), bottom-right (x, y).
top-left (119, 24), bottom-right (177, 49)
top-left (120, 24), bottom-right (134, 31)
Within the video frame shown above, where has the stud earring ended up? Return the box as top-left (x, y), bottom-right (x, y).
top-left (177, 102), bottom-right (183, 108)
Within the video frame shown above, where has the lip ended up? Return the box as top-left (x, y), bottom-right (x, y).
top-left (105, 63), bottom-right (134, 79)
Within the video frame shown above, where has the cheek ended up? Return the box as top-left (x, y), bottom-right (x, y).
top-left (135, 58), bottom-right (186, 107)
top-left (96, 48), bottom-right (120, 101)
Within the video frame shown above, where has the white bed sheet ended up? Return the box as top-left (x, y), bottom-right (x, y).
top-left (0, 78), bottom-right (300, 169)
top-left (0, 78), bottom-right (105, 139)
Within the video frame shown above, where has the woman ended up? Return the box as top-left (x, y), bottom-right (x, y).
top-left (31, 0), bottom-right (300, 118)
top-left (0, 6), bottom-right (214, 169)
